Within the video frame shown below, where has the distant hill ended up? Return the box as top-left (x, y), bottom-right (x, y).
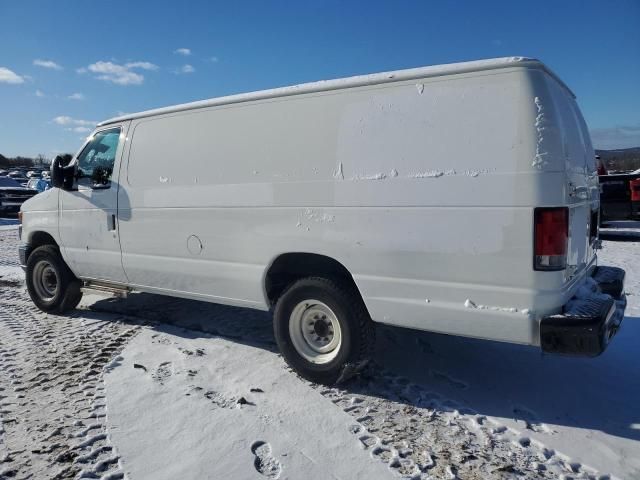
top-left (595, 147), bottom-right (640, 173)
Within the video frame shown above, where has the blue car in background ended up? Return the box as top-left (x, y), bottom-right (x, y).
top-left (26, 177), bottom-right (51, 193)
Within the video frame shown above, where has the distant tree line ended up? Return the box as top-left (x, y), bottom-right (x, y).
top-left (596, 147), bottom-right (640, 173)
top-left (0, 153), bottom-right (53, 169)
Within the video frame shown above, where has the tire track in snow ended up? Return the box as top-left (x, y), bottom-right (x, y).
top-left (315, 368), bottom-right (612, 479)
top-left (0, 229), bottom-right (139, 480)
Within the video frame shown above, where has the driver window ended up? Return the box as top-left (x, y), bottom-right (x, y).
top-left (76, 127), bottom-right (121, 188)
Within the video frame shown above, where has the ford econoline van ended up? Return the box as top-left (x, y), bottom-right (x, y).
top-left (19, 57), bottom-right (626, 384)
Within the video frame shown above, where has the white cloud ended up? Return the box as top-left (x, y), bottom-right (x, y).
top-left (125, 61), bottom-right (158, 71)
top-left (206, 56), bottom-right (219, 63)
top-left (88, 61), bottom-right (143, 85)
top-left (33, 59), bottom-right (63, 70)
top-left (0, 67), bottom-right (25, 84)
top-left (82, 60), bottom-right (158, 85)
top-left (67, 92), bottom-right (85, 100)
top-left (67, 126), bottom-right (92, 133)
top-left (174, 64), bottom-right (195, 74)
top-left (174, 48), bottom-right (192, 56)
top-left (591, 125), bottom-right (640, 150)
top-left (35, 89), bottom-right (45, 97)
top-left (53, 116), bottom-right (96, 127)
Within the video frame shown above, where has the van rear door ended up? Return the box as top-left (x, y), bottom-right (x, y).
top-left (547, 80), bottom-right (598, 281)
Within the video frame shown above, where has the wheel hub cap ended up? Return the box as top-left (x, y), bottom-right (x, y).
top-left (289, 300), bottom-right (342, 364)
top-left (32, 260), bottom-right (59, 301)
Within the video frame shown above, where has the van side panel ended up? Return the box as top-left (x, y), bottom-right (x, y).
top-left (540, 72), bottom-right (598, 282)
top-left (118, 68), bottom-right (557, 344)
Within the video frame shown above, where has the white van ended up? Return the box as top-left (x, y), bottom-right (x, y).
top-left (19, 57), bottom-right (626, 383)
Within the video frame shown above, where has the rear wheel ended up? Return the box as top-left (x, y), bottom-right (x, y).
top-left (26, 245), bottom-right (82, 314)
top-left (273, 277), bottom-right (375, 384)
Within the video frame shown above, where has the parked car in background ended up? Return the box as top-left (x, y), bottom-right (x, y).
top-left (0, 176), bottom-right (37, 216)
top-left (19, 57), bottom-right (626, 384)
top-left (599, 169), bottom-right (640, 222)
top-left (26, 177), bottom-right (51, 193)
top-left (7, 172), bottom-right (29, 187)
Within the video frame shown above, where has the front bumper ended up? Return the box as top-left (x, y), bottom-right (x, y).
top-left (540, 266), bottom-right (626, 356)
top-left (18, 243), bottom-right (31, 270)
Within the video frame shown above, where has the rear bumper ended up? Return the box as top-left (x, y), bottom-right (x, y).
top-left (540, 266), bottom-right (626, 356)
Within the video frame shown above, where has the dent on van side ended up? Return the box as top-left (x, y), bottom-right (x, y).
top-left (18, 57), bottom-right (626, 384)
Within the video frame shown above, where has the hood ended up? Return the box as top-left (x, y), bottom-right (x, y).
top-left (20, 188), bottom-right (58, 212)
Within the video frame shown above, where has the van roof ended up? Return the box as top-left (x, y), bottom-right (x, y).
top-left (98, 56), bottom-right (571, 127)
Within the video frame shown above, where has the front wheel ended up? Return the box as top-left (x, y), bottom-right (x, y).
top-left (26, 245), bottom-right (83, 314)
top-left (273, 277), bottom-right (375, 384)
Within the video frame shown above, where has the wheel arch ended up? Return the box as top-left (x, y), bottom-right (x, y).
top-left (23, 230), bottom-right (60, 265)
top-left (28, 230), bottom-right (58, 249)
top-left (263, 252), bottom-right (367, 310)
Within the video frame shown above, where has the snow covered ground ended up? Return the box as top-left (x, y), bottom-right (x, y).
top-left (0, 224), bottom-right (639, 479)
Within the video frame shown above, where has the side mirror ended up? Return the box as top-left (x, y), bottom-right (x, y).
top-left (50, 154), bottom-right (75, 190)
top-left (50, 156), bottom-right (64, 188)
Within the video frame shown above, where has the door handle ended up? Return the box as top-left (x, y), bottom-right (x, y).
top-left (108, 214), bottom-right (116, 231)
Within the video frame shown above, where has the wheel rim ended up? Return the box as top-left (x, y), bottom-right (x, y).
top-left (32, 260), bottom-right (59, 301)
top-left (289, 299), bottom-right (342, 364)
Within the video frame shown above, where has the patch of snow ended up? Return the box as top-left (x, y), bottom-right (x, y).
top-left (333, 161), bottom-right (344, 180)
top-left (103, 327), bottom-right (392, 480)
top-left (0, 265), bottom-right (24, 286)
top-left (464, 298), bottom-right (526, 314)
top-left (351, 172), bottom-right (387, 181)
top-left (462, 168), bottom-right (493, 177)
top-left (303, 208), bottom-right (335, 223)
top-left (410, 169), bottom-right (456, 178)
top-left (563, 275), bottom-right (618, 319)
top-left (532, 96), bottom-right (548, 170)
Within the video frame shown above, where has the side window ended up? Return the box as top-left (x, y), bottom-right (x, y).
top-left (76, 127), bottom-right (121, 188)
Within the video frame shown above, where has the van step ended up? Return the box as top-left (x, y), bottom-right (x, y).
top-left (81, 282), bottom-right (130, 298)
top-left (592, 266), bottom-right (625, 299)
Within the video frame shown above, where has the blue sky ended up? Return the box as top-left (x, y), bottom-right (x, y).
top-left (1, 0), bottom-right (638, 157)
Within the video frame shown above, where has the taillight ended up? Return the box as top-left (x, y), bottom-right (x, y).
top-left (597, 164), bottom-right (607, 176)
top-left (630, 179), bottom-right (640, 202)
top-left (534, 207), bottom-right (568, 271)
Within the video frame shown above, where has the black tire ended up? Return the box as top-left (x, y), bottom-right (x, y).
top-left (26, 245), bottom-right (83, 314)
top-left (273, 277), bottom-right (375, 385)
